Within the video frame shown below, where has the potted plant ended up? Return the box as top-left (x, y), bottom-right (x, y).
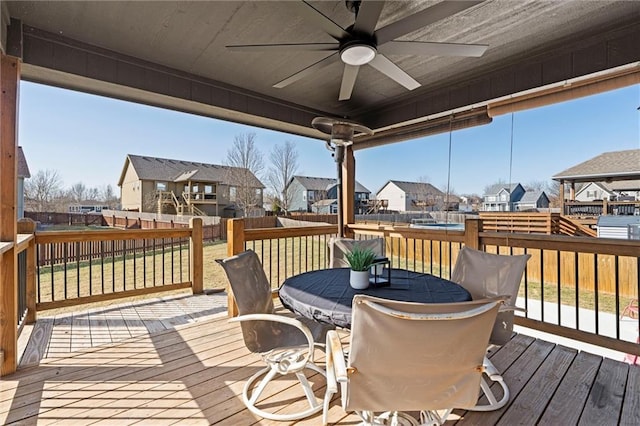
top-left (344, 246), bottom-right (377, 289)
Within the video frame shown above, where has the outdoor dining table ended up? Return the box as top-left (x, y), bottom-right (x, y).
top-left (278, 267), bottom-right (472, 329)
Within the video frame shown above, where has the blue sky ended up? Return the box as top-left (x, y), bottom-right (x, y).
top-left (19, 81), bottom-right (639, 196)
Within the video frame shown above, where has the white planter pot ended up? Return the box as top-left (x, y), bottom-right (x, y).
top-left (350, 270), bottom-right (370, 290)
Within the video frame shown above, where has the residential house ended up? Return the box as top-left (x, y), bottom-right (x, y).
top-left (312, 199), bottom-right (338, 214)
top-left (17, 147), bottom-right (30, 219)
top-left (285, 176), bottom-right (371, 213)
top-left (458, 194), bottom-right (482, 212)
top-left (514, 191), bottom-right (550, 211)
top-left (574, 180), bottom-right (640, 202)
top-left (377, 180), bottom-right (458, 212)
top-left (482, 183), bottom-right (526, 212)
top-left (118, 154), bottom-right (265, 217)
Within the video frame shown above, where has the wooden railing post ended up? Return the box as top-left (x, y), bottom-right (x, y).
top-left (464, 218), bottom-right (482, 250)
top-left (189, 217), bottom-right (203, 294)
top-left (0, 53), bottom-right (20, 376)
top-left (18, 219), bottom-right (37, 324)
top-left (226, 218), bottom-right (245, 317)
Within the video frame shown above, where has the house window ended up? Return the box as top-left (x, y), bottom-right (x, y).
top-left (205, 185), bottom-right (214, 194)
top-left (586, 190), bottom-right (596, 198)
top-left (156, 182), bottom-right (168, 191)
top-left (229, 187), bottom-right (237, 202)
top-left (192, 184), bottom-right (199, 193)
top-left (308, 190), bottom-right (315, 201)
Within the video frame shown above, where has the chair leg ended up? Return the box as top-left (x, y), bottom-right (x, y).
top-left (243, 363), bottom-right (326, 421)
top-left (470, 375), bottom-right (510, 411)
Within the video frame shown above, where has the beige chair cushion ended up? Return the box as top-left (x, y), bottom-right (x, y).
top-left (345, 295), bottom-right (501, 412)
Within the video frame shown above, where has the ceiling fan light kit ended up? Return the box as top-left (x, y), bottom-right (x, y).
top-left (227, 1), bottom-right (486, 101)
top-left (340, 44), bottom-right (376, 66)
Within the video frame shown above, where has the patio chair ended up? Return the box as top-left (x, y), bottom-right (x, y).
top-left (620, 299), bottom-right (639, 320)
top-left (329, 237), bottom-right (385, 268)
top-left (216, 250), bottom-right (331, 421)
top-left (451, 246), bottom-right (531, 346)
top-left (322, 295), bottom-right (505, 426)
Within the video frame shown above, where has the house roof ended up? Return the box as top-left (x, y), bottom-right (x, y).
top-left (597, 215), bottom-right (640, 228)
top-left (380, 180), bottom-right (445, 196)
top-left (483, 183), bottom-right (522, 196)
top-left (575, 182), bottom-right (613, 197)
top-left (17, 146), bottom-right (30, 179)
top-left (313, 199), bottom-right (338, 207)
top-left (553, 149), bottom-right (640, 182)
top-left (118, 154), bottom-right (264, 188)
top-left (517, 191), bottom-right (547, 204)
top-left (291, 176), bottom-right (370, 194)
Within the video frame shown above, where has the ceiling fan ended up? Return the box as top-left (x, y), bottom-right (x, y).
top-left (226, 0), bottom-right (488, 101)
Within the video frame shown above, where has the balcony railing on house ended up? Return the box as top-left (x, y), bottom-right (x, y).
top-left (225, 217), bottom-right (640, 358)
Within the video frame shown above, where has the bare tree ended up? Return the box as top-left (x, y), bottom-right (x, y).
top-left (525, 179), bottom-right (560, 207)
top-left (70, 182), bottom-right (87, 202)
top-left (225, 133), bottom-right (265, 217)
top-left (100, 184), bottom-right (120, 208)
top-left (24, 169), bottom-right (63, 212)
top-left (412, 176), bottom-right (438, 211)
top-left (267, 141), bottom-right (299, 213)
top-left (483, 178), bottom-right (507, 196)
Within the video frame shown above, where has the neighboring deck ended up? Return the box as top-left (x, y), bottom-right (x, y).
top-left (2, 294), bottom-right (639, 425)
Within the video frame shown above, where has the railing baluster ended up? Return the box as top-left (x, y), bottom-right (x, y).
top-left (112, 239), bottom-right (116, 292)
top-left (614, 255), bottom-right (620, 339)
top-left (594, 253), bottom-right (599, 335)
top-left (557, 249), bottom-right (561, 325)
top-left (540, 248), bottom-right (544, 322)
top-left (524, 248), bottom-right (529, 316)
top-left (123, 239), bottom-right (128, 291)
top-left (63, 242), bottom-right (68, 300)
top-left (574, 251), bottom-right (579, 330)
top-left (76, 241), bottom-right (80, 297)
top-left (88, 241), bottom-right (93, 296)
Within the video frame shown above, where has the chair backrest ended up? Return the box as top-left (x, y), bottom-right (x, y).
top-left (345, 295), bottom-right (501, 412)
top-left (329, 237), bottom-right (385, 268)
top-left (451, 246), bottom-right (531, 308)
top-left (216, 250), bottom-right (280, 352)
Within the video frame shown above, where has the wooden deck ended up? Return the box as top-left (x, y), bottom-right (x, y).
top-left (2, 295), bottom-right (639, 425)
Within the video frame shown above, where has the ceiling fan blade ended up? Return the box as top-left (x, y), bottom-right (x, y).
top-left (273, 53), bottom-right (339, 88)
top-left (353, 1), bottom-right (385, 35)
top-left (339, 64), bottom-right (360, 101)
top-left (380, 40), bottom-right (488, 57)
top-left (368, 54), bottom-right (420, 90)
top-left (375, 1), bottom-right (483, 45)
top-left (227, 43), bottom-right (339, 52)
top-left (294, 1), bottom-right (349, 41)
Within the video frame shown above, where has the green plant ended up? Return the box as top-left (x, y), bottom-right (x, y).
top-left (344, 246), bottom-right (377, 271)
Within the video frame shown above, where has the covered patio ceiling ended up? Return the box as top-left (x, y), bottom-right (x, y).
top-left (2, 1), bottom-right (640, 146)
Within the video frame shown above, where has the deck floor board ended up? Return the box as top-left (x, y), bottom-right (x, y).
top-left (3, 293), bottom-right (639, 425)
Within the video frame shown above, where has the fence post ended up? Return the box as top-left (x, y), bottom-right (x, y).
top-left (464, 218), bottom-right (482, 250)
top-left (189, 217), bottom-right (203, 294)
top-left (226, 218), bottom-right (245, 317)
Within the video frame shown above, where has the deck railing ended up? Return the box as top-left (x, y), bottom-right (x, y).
top-left (29, 218), bottom-right (204, 311)
top-left (226, 218), bottom-right (640, 357)
top-left (564, 200), bottom-right (640, 216)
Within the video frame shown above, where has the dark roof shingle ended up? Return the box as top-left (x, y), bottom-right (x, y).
top-left (121, 154), bottom-right (264, 188)
top-left (553, 149), bottom-right (640, 181)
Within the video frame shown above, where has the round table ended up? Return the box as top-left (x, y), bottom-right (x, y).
top-left (279, 268), bottom-right (472, 329)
